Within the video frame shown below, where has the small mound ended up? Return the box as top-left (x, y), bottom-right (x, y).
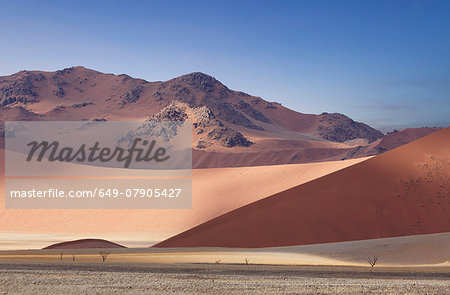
top-left (43, 238), bottom-right (126, 250)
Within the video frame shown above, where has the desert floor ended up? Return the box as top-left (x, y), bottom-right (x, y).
top-left (0, 233), bottom-right (448, 266)
top-left (0, 233), bottom-right (448, 294)
top-left (0, 262), bottom-right (448, 295)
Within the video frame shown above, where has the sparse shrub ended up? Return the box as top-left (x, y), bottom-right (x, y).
top-left (99, 251), bottom-right (109, 262)
top-left (367, 256), bottom-right (378, 267)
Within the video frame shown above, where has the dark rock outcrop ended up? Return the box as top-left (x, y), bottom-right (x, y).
top-left (0, 72), bottom-right (40, 106)
top-left (122, 86), bottom-right (144, 105)
top-left (207, 126), bottom-right (253, 148)
top-left (317, 113), bottom-right (384, 143)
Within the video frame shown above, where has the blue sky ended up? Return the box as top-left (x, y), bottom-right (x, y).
top-left (0, 0), bottom-right (449, 131)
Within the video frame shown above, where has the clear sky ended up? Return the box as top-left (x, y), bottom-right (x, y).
top-left (1, 0), bottom-right (449, 131)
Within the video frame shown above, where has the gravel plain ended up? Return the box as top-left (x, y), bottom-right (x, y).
top-left (0, 262), bottom-right (448, 295)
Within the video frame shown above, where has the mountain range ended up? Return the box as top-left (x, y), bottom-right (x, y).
top-left (0, 66), bottom-right (440, 167)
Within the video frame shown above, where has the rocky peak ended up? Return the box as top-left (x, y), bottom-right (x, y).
top-left (317, 112), bottom-right (384, 143)
top-left (178, 72), bottom-right (221, 90)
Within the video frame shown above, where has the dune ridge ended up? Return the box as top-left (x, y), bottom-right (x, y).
top-left (155, 127), bottom-right (450, 248)
top-left (0, 157), bottom-right (369, 250)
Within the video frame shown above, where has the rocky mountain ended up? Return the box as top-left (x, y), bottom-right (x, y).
top-left (0, 66), bottom-right (435, 167)
top-left (0, 67), bottom-right (381, 138)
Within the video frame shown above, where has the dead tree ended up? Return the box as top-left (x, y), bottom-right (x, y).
top-left (99, 251), bottom-right (109, 262)
top-left (245, 258), bottom-right (249, 265)
top-left (367, 256), bottom-right (378, 267)
top-left (60, 252), bottom-right (63, 261)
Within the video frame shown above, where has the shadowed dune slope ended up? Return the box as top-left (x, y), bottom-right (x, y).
top-left (155, 127), bottom-right (450, 248)
top-left (43, 239), bottom-right (126, 249)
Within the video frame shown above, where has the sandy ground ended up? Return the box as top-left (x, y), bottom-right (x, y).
top-left (0, 233), bottom-right (448, 294)
top-left (0, 233), bottom-right (448, 267)
top-left (0, 262), bottom-right (448, 295)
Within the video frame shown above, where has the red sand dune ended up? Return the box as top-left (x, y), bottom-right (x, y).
top-left (155, 127), bottom-right (450, 248)
top-left (43, 239), bottom-right (126, 249)
top-left (0, 149), bottom-right (368, 248)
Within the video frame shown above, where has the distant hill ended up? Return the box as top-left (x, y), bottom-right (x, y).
top-left (342, 127), bottom-right (442, 160)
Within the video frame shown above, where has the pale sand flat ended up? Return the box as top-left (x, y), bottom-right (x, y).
top-left (0, 233), bottom-right (448, 268)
